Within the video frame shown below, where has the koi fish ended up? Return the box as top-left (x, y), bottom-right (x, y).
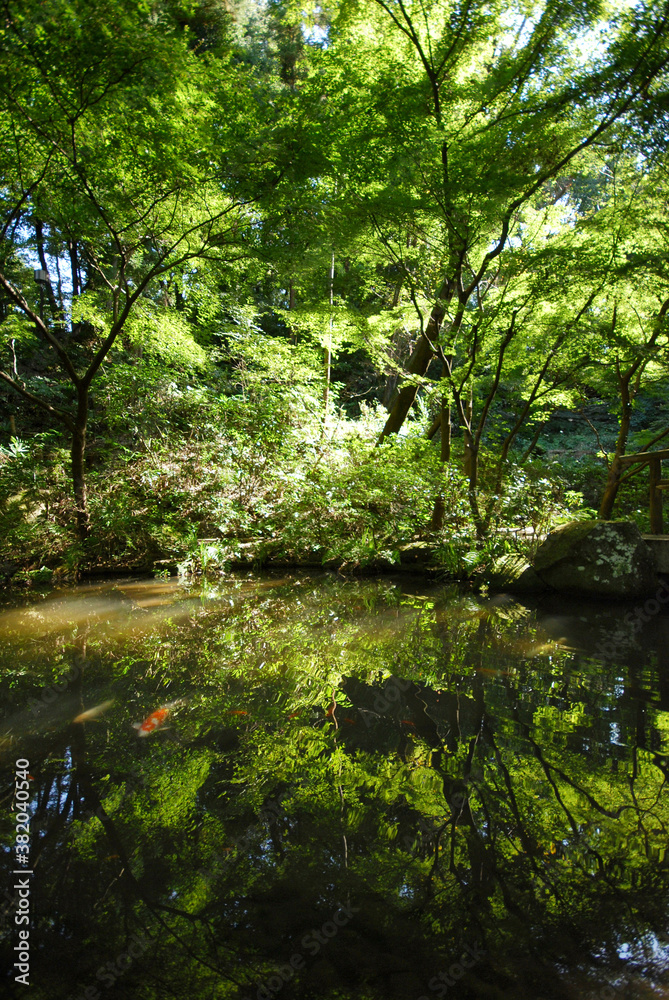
top-left (73, 700), bottom-right (115, 724)
top-left (132, 699), bottom-right (185, 737)
top-left (477, 666), bottom-right (513, 678)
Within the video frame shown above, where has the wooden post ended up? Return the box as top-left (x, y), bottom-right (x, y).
top-left (649, 456), bottom-right (663, 534)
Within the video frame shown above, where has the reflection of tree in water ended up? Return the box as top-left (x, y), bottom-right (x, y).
top-left (1, 577), bottom-right (668, 999)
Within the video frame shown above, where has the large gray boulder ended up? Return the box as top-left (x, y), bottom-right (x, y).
top-left (533, 520), bottom-right (657, 599)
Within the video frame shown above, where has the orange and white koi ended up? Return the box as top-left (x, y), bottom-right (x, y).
top-left (132, 699), bottom-right (185, 737)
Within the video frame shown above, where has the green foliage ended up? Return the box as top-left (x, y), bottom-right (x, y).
top-left (2, 0), bottom-right (669, 564)
top-left (249, 429), bottom-right (464, 566)
top-left (0, 431), bottom-right (72, 563)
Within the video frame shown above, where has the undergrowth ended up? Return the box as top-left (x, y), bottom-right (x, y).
top-left (0, 368), bottom-right (596, 581)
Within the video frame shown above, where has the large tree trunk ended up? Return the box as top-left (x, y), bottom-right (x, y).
top-left (599, 455), bottom-right (624, 520)
top-left (378, 332), bottom-right (435, 438)
top-left (382, 373), bottom-right (400, 411)
top-left (378, 280), bottom-right (452, 441)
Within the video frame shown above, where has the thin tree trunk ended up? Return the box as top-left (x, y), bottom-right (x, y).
top-left (288, 281), bottom-right (298, 344)
top-left (324, 251), bottom-right (334, 413)
top-left (68, 241), bottom-right (80, 298)
top-left (599, 377), bottom-right (632, 520)
top-left (439, 365), bottom-right (483, 533)
top-left (440, 402), bottom-right (451, 463)
top-left (430, 396), bottom-right (451, 531)
top-left (599, 299), bottom-right (669, 518)
top-left (463, 387), bottom-right (477, 486)
top-left (520, 417), bottom-right (550, 464)
top-left (71, 388), bottom-right (89, 540)
top-left (451, 385), bottom-right (484, 535)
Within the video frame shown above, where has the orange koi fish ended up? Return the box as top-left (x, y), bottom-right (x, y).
top-left (132, 699), bottom-right (185, 737)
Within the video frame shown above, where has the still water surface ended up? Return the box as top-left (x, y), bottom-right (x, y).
top-left (1, 572), bottom-right (668, 1000)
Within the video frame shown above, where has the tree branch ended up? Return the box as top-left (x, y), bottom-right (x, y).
top-left (0, 272), bottom-right (81, 385)
top-left (0, 369), bottom-right (74, 431)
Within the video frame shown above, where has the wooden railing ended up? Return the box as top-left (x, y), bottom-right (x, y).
top-left (618, 448), bottom-right (669, 534)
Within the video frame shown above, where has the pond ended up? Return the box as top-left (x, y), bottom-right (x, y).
top-left (1, 572), bottom-right (668, 1000)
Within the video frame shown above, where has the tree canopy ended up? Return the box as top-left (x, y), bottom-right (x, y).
top-left (1, 0), bottom-right (669, 570)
